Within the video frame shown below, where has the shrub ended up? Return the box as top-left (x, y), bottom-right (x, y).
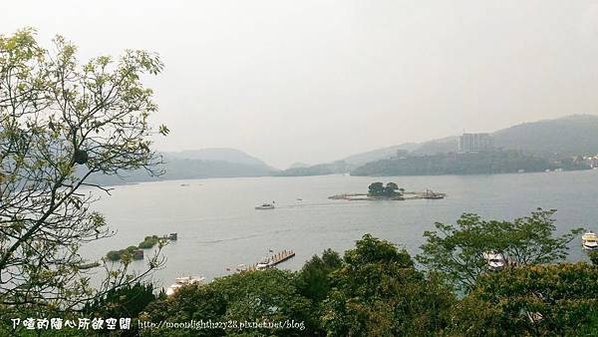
top-left (106, 250), bottom-right (122, 261)
top-left (589, 250), bottom-right (598, 266)
top-left (138, 235), bottom-right (160, 249)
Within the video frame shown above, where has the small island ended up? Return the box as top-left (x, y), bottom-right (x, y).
top-left (105, 233), bottom-right (178, 262)
top-left (329, 182), bottom-right (445, 201)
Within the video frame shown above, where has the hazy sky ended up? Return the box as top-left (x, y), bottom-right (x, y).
top-left (3, 1), bottom-right (598, 168)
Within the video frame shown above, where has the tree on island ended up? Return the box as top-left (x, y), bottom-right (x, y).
top-left (368, 181), bottom-right (403, 197)
top-left (0, 28), bottom-right (168, 318)
top-left (368, 182), bottom-right (385, 196)
top-left (384, 182), bottom-right (400, 196)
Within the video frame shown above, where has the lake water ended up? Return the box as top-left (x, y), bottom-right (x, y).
top-left (83, 170), bottom-right (598, 288)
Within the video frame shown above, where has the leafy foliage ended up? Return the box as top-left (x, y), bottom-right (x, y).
top-left (321, 234), bottom-right (454, 337)
top-left (144, 269), bottom-right (312, 336)
top-left (138, 235), bottom-right (161, 249)
top-left (588, 250), bottom-right (598, 266)
top-left (417, 209), bottom-right (582, 291)
top-left (296, 249), bottom-right (342, 303)
top-left (368, 182), bottom-right (402, 198)
top-left (138, 229), bottom-right (596, 337)
top-left (295, 249), bottom-right (343, 336)
top-left (0, 28), bottom-right (166, 313)
top-left (106, 246), bottom-right (144, 262)
top-left (450, 263), bottom-right (598, 337)
top-left (144, 236), bottom-right (455, 337)
top-left (83, 282), bottom-right (157, 336)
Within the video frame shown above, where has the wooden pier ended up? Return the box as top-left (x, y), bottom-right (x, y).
top-left (236, 250), bottom-right (296, 272)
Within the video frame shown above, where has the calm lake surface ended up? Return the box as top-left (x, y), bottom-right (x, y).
top-left (83, 170), bottom-right (598, 288)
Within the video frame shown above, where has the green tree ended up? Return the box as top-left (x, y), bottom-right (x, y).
top-left (296, 249), bottom-right (343, 336)
top-left (417, 209), bottom-right (583, 292)
top-left (450, 263), bottom-right (598, 337)
top-left (368, 182), bottom-right (402, 197)
top-left (83, 282), bottom-right (157, 336)
top-left (143, 283), bottom-right (227, 337)
top-left (588, 250), bottom-right (598, 266)
top-left (144, 269), bottom-right (313, 336)
top-left (383, 182), bottom-right (400, 197)
top-left (0, 28), bottom-right (167, 318)
top-left (368, 182), bottom-right (385, 196)
top-left (296, 249), bottom-right (342, 302)
top-left (321, 234), bottom-right (454, 337)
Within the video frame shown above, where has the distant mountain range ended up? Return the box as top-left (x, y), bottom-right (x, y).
top-left (86, 148), bottom-right (275, 185)
top-left (87, 114), bottom-right (598, 184)
top-left (405, 114), bottom-right (598, 157)
top-left (347, 114), bottom-right (598, 176)
top-left (351, 150), bottom-right (589, 177)
top-left (492, 114), bottom-right (598, 156)
top-left (274, 161), bottom-right (349, 177)
top-left (341, 143), bottom-right (419, 167)
top-left (164, 148), bottom-right (270, 167)
top-left (344, 114), bottom-right (598, 165)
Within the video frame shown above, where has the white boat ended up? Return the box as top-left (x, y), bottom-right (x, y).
top-left (256, 251), bottom-right (277, 270)
top-left (582, 232), bottom-right (598, 250)
top-left (256, 257), bottom-right (277, 270)
top-left (527, 311), bottom-right (544, 323)
top-left (165, 276), bottom-right (205, 296)
top-left (255, 203), bottom-right (275, 210)
top-left (256, 260), bottom-right (271, 270)
top-left (483, 251), bottom-right (505, 270)
top-left (256, 253), bottom-right (274, 269)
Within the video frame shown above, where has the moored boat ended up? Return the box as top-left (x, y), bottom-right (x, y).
top-left (423, 189), bottom-right (445, 199)
top-left (165, 276), bottom-right (205, 296)
top-left (256, 259), bottom-right (272, 270)
top-left (483, 251), bottom-right (506, 270)
top-left (582, 232), bottom-right (598, 250)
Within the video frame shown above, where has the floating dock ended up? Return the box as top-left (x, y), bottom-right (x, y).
top-left (236, 250), bottom-right (296, 272)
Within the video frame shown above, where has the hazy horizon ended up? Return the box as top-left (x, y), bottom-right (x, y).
top-left (159, 112), bottom-right (598, 169)
top-left (3, 1), bottom-right (598, 168)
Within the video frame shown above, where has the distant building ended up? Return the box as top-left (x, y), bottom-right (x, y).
top-left (458, 133), bottom-right (494, 153)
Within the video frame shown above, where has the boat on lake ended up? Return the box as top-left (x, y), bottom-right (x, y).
top-left (165, 276), bottom-right (205, 296)
top-left (483, 251), bottom-right (506, 270)
top-left (256, 259), bottom-right (272, 270)
top-left (235, 250), bottom-right (296, 272)
top-left (423, 189), bottom-right (445, 199)
top-left (255, 250), bottom-right (295, 270)
top-left (255, 202), bottom-right (275, 210)
top-left (582, 232), bottom-right (598, 250)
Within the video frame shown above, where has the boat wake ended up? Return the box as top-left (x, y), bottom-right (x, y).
top-left (195, 229), bottom-right (293, 245)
